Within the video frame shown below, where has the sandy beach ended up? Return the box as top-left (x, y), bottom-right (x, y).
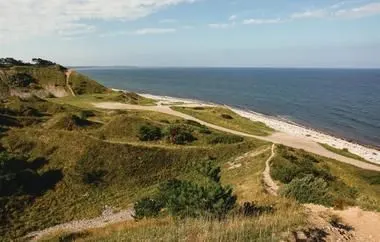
top-left (138, 92), bottom-right (380, 164)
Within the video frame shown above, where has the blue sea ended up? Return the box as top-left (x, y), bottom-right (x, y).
top-left (76, 67), bottom-right (380, 147)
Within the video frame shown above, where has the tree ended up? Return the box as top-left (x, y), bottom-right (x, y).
top-left (0, 58), bottom-right (29, 67)
top-left (32, 58), bottom-right (56, 66)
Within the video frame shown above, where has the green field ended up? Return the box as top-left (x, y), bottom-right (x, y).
top-left (172, 106), bottom-right (274, 136)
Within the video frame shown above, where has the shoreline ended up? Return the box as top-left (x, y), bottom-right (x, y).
top-left (114, 89), bottom-right (380, 164)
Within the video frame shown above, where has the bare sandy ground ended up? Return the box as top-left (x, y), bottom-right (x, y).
top-left (93, 102), bottom-right (380, 172)
top-left (65, 69), bottom-right (76, 96)
top-left (24, 209), bottom-right (133, 241)
top-left (306, 204), bottom-right (380, 242)
top-left (263, 144), bottom-right (279, 196)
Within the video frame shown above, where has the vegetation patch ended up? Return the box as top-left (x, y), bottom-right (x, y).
top-left (172, 106), bottom-right (273, 136)
top-left (319, 143), bottom-right (372, 163)
top-left (271, 145), bottom-right (380, 209)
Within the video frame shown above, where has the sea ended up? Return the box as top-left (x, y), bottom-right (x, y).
top-left (76, 67), bottom-right (380, 148)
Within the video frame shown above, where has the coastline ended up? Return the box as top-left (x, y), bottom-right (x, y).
top-left (111, 88), bottom-right (380, 164)
top-left (137, 92), bottom-right (380, 165)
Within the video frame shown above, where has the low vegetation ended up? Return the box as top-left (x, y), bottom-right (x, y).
top-left (271, 145), bottom-right (380, 210)
top-left (319, 143), bottom-right (372, 163)
top-left (172, 106), bottom-right (273, 136)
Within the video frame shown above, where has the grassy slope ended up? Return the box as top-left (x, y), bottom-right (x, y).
top-left (0, 65), bottom-right (108, 97)
top-left (42, 145), bottom-right (306, 242)
top-left (0, 96), bottom-right (267, 239)
top-left (271, 145), bottom-right (380, 211)
top-left (68, 71), bottom-right (108, 95)
top-left (319, 143), bottom-right (375, 164)
top-left (172, 106), bottom-right (274, 136)
top-left (48, 92), bottom-right (156, 109)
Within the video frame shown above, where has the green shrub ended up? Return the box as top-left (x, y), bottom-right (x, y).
top-left (133, 198), bottom-right (164, 220)
top-left (138, 125), bottom-right (162, 141)
top-left (166, 125), bottom-right (196, 145)
top-left (207, 134), bottom-right (244, 144)
top-left (136, 162), bottom-right (236, 220)
top-left (280, 175), bottom-right (332, 206)
top-left (221, 114), bottom-right (233, 120)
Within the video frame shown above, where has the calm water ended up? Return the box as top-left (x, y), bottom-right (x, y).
top-left (77, 67), bottom-right (380, 147)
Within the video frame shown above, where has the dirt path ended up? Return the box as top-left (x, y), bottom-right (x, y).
top-left (65, 69), bottom-right (76, 96)
top-left (305, 204), bottom-right (380, 242)
top-left (263, 144), bottom-right (279, 196)
top-left (24, 209), bottom-right (133, 241)
top-left (92, 102), bottom-right (380, 172)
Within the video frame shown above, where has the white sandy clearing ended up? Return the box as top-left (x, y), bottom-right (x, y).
top-left (93, 101), bottom-right (380, 172)
top-left (24, 208), bottom-right (133, 241)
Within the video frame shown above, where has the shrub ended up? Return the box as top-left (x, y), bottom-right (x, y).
top-left (133, 198), bottom-right (164, 220)
top-left (221, 114), bottom-right (233, 120)
top-left (238, 202), bottom-right (274, 217)
top-left (138, 125), bottom-right (162, 141)
top-left (166, 125), bottom-right (196, 145)
top-left (82, 170), bottom-right (107, 186)
top-left (184, 120), bottom-right (203, 127)
top-left (135, 162), bottom-right (236, 220)
top-left (207, 135), bottom-right (244, 144)
top-left (280, 175), bottom-right (332, 206)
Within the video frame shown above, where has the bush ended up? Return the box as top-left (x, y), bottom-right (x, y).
top-left (133, 198), bottom-right (164, 220)
top-left (138, 125), bottom-right (162, 141)
top-left (207, 135), bottom-right (244, 144)
top-left (135, 162), bottom-right (236, 220)
top-left (238, 202), bottom-right (274, 217)
top-left (280, 175), bottom-right (332, 206)
top-left (166, 125), bottom-right (196, 145)
top-left (221, 114), bottom-right (233, 120)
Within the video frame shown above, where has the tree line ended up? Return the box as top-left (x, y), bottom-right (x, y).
top-left (0, 58), bottom-right (56, 67)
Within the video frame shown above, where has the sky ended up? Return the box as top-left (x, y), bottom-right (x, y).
top-left (1, 0), bottom-right (380, 68)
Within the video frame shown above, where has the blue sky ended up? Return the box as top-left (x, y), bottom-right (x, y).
top-left (1, 0), bottom-right (380, 67)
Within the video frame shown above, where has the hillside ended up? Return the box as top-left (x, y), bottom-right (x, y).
top-left (1, 59), bottom-right (380, 242)
top-left (0, 58), bottom-right (107, 99)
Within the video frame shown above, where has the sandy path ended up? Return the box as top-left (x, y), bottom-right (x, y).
top-left (24, 209), bottom-right (133, 241)
top-left (65, 69), bottom-right (76, 97)
top-left (93, 102), bottom-right (380, 172)
top-left (263, 144), bottom-right (279, 196)
top-left (306, 204), bottom-right (380, 242)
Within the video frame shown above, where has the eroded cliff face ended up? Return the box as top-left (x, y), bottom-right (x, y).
top-left (0, 65), bottom-right (71, 99)
top-left (0, 65), bottom-right (108, 99)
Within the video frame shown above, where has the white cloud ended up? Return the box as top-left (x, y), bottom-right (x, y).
top-left (0, 0), bottom-right (196, 41)
top-left (208, 23), bottom-right (234, 29)
top-left (228, 15), bottom-right (237, 21)
top-left (131, 28), bottom-right (177, 35)
top-left (334, 2), bottom-right (380, 18)
top-left (159, 18), bottom-right (178, 23)
top-left (291, 10), bottom-right (327, 19)
top-left (242, 18), bottom-right (282, 25)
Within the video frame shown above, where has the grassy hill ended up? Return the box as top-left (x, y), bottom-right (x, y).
top-left (0, 64), bottom-right (107, 99)
top-left (1, 59), bottom-right (380, 241)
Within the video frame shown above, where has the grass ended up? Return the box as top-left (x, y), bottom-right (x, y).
top-left (68, 71), bottom-right (107, 95)
top-left (48, 92), bottom-right (156, 109)
top-left (42, 211), bottom-right (304, 242)
top-left (40, 145), bottom-right (306, 242)
top-left (0, 96), bottom-right (267, 239)
top-left (271, 145), bottom-right (380, 211)
top-left (172, 106), bottom-right (274, 136)
top-left (319, 143), bottom-right (374, 164)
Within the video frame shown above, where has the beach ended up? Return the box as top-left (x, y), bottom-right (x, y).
top-left (140, 92), bottom-right (380, 165)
